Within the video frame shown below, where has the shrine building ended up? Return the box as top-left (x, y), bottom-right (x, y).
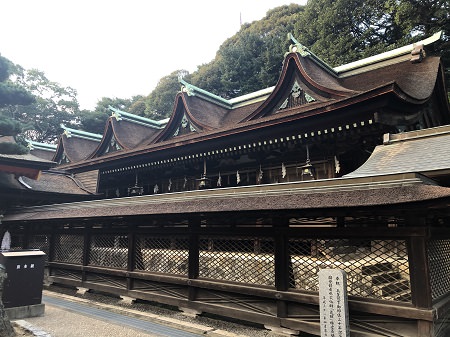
top-left (2, 32), bottom-right (450, 336)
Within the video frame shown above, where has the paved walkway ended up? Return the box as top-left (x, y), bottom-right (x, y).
top-left (14, 291), bottom-right (247, 337)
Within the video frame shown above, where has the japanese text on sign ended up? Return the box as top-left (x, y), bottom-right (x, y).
top-left (318, 269), bottom-right (350, 337)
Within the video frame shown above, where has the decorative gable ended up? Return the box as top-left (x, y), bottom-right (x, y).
top-left (278, 80), bottom-right (316, 111)
top-left (153, 94), bottom-right (203, 143)
top-left (58, 152), bottom-right (70, 165)
top-left (172, 112), bottom-right (198, 137)
top-left (104, 135), bottom-right (122, 154)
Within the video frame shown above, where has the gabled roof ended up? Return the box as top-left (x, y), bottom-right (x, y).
top-left (59, 32), bottom-right (449, 172)
top-left (335, 31), bottom-right (443, 75)
top-left (27, 140), bottom-right (57, 161)
top-left (53, 125), bottom-right (102, 164)
top-left (179, 78), bottom-right (272, 109)
top-left (345, 125), bottom-right (450, 179)
top-left (0, 153), bottom-right (55, 179)
top-left (244, 32), bottom-right (445, 122)
top-left (88, 107), bottom-right (169, 157)
top-left (0, 170), bottom-right (96, 207)
top-left (0, 136), bottom-right (55, 179)
top-left (109, 106), bottom-right (169, 128)
top-left (153, 80), bottom-right (272, 143)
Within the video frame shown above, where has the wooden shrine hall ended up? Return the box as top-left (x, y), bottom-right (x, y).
top-left (3, 32), bottom-right (450, 336)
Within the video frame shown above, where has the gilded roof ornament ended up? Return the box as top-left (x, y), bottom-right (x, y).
top-left (288, 33), bottom-right (311, 57)
top-left (286, 33), bottom-right (337, 76)
top-left (180, 81), bottom-right (195, 97)
top-left (60, 124), bottom-right (102, 141)
top-left (111, 110), bottom-right (122, 121)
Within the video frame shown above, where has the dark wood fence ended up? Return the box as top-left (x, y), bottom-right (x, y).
top-left (8, 213), bottom-right (448, 336)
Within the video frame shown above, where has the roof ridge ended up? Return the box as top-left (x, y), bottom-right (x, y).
top-left (334, 31), bottom-right (442, 74)
top-left (179, 78), bottom-right (232, 108)
top-left (179, 78), bottom-right (272, 109)
top-left (287, 33), bottom-right (338, 76)
top-left (60, 124), bottom-right (102, 141)
top-left (383, 124), bottom-right (450, 144)
top-left (108, 106), bottom-right (168, 128)
top-left (27, 140), bottom-right (57, 151)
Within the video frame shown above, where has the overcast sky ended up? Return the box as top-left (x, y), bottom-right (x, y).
top-left (1, 1), bottom-right (305, 110)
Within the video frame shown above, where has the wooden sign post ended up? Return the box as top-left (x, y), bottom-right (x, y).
top-left (318, 269), bottom-right (350, 337)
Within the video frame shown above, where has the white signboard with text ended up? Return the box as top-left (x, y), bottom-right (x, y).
top-left (318, 269), bottom-right (350, 337)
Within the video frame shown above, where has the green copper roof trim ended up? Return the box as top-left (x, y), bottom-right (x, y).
top-left (334, 31), bottom-right (443, 74)
top-left (179, 78), bottom-right (232, 109)
top-left (60, 124), bottom-right (102, 142)
top-left (287, 33), bottom-right (338, 77)
top-left (179, 78), bottom-right (272, 109)
top-left (228, 86), bottom-right (274, 107)
top-left (108, 106), bottom-right (167, 129)
top-left (26, 139), bottom-right (57, 152)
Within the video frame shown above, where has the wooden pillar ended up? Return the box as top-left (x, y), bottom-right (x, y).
top-left (274, 216), bottom-right (290, 318)
top-left (82, 224), bottom-right (92, 283)
top-left (188, 216), bottom-right (200, 301)
top-left (48, 227), bottom-right (56, 263)
top-left (127, 224), bottom-right (137, 291)
top-left (407, 225), bottom-right (432, 309)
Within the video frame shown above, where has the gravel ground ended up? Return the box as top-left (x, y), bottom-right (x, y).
top-left (41, 284), bottom-right (278, 337)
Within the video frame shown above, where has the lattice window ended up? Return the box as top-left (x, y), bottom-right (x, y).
top-left (53, 234), bottom-right (84, 264)
top-left (28, 235), bottom-right (50, 263)
top-left (89, 235), bottom-right (128, 269)
top-left (199, 237), bottom-right (275, 286)
top-left (428, 240), bottom-right (450, 300)
top-left (135, 236), bottom-right (189, 275)
top-left (289, 239), bottom-right (411, 302)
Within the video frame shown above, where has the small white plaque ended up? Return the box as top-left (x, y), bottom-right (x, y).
top-left (318, 269), bottom-right (350, 337)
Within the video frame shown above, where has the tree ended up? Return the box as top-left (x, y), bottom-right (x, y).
top-left (79, 96), bottom-right (143, 134)
top-left (190, 4), bottom-right (304, 98)
top-left (143, 70), bottom-right (188, 119)
top-left (0, 55), bottom-right (34, 108)
top-left (294, 0), bottom-right (449, 91)
top-left (1, 67), bottom-right (80, 143)
top-left (388, 0), bottom-right (450, 91)
top-left (293, 0), bottom-right (406, 67)
top-left (0, 54), bottom-right (34, 155)
top-left (128, 97), bottom-right (147, 117)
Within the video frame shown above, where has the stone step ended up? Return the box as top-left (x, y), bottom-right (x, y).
top-left (361, 262), bottom-right (393, 275)
top-left (368, 271), bottom-right (402, 285)
top-left (384, 290), bottom-right (412, 302)
top-left (377, 280), bottom-right (410, 297)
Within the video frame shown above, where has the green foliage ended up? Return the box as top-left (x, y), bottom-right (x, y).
top-left (294, 0), bottom-right (449, 90)
top-left (0, 68), bottom-right (80, 143)
top-left (79, 96), bottom-right (143, 134)
top-left (294, 0), bottom-right (402, 66)
top-left (0, 55), bottom-right (11, 82)
top-left (0, 55), bottom-right (34, 107)
top-left (191, 4), bottom-right (304, 98)
top-left (78, 109), bottom-right (109, 135)
top-left (0, 115), bottom-right (22, 136)
top-left (390, 0), bottom-right (450, 89)
top-left (128, 97), bottom-right (147, 117)
top-left (0, 82), bottom-right (35, 107)
top-left (0, 115), bottom-right (29, 154)
top-left (143, 70), bottom-right (187, 119)
top-left (2, 0), bottom-right (449, 141)
top-left (0, 141), bottom-right (28, 155)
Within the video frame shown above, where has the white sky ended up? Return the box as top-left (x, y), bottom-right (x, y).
top-left (1, 1), bottom-right (305, 110)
